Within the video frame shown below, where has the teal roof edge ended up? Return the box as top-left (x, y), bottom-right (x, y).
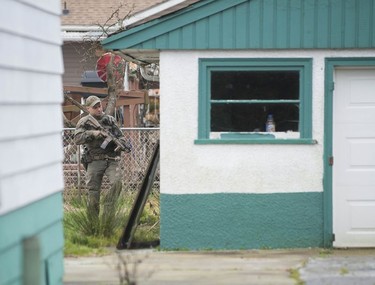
top-left (101, 0), bottom-right (248, 49)
top-left (102, 0), bottom-right (375, 51)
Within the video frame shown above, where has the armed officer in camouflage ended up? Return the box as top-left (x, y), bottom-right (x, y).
top-left (74, 95), bottom-right (131, 219)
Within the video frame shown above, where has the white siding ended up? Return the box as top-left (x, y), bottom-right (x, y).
top-left (160, 49), bottom-right (375, 195)
top-left (0, 0), bottom-right (64, 215)
top-left (1, 0), bottom-right (61, 45)
top-left (19, 0), bottom-right (60, 13)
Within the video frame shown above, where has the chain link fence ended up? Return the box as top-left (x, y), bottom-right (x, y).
top-left (63, 128), bottom-right (160, 196)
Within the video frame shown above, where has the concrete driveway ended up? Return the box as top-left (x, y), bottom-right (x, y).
top-left (63, 248), bottom-right (375, 285)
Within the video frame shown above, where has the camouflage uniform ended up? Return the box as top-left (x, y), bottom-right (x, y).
top-left (74, 113), bottom-right (126, 217)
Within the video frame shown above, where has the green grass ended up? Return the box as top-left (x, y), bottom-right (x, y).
top-left (318, 249), bottom-right (333, 258)
top-left (340, 267), bottom-right (349, 275)
top-left (288, 268), bottom-right (305, 285)
top-left (64, 238), bottom-right (110, 256)
top-left (63, 186), bottom-right (160, 257)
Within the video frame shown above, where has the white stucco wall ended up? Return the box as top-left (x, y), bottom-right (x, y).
top-left (160, 49), bottom-right (375, 195)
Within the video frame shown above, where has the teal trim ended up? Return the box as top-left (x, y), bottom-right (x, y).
top-left (0, 245), bottom-right (21, 285)
top-left (194, 138), bottom-right (317, 145)
top-left (301, 57), bottom-right (313, 138)
top-left (211, 100), bottom-right (300, 104)
top-left (45, 251), bottom-right (64, 285)
top-left (220, 133), bottom-right (275, 139)
top-left (197, 58), bottom-right (312, 142)
top-left (102, 0), bottom-right (247, 50)
top-left (23, 237), bottom-right (41, 284)
top-left (102, 0), bottom-right (375, 51)
top-left (0, 193), bottom-right (64, 285)
top-left (198, 57), bottom-right (211, 139)
top-left (160, 192), bottom-right (323, 250)
top-left (323, 57), bottom-right (375, 247)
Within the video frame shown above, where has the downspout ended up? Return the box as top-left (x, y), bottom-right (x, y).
top-left (123, 62), bottom-right (129, 91)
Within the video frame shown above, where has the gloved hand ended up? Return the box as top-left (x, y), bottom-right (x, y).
top-left (108, 116), bottom-right (116, 125)
top-left (86, 130), bottom-right (103, 138)
top-left (119, 138), bottom-right (132, 153)
top-left (101, 115), bottom-right (116, 125)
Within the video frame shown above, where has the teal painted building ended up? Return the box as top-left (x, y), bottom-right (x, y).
top-left (0, 1), bottom-right (65, 284)
top-left (103, 0), bottom-right (375, 249)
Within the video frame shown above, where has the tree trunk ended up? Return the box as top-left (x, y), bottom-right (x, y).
top-left (105, 53), bottom-right (117, 116)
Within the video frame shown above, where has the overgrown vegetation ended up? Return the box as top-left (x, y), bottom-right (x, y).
top-left (288, 268), bottom-right (305, 285)
top-left (318, 248), bottom-right (333, 257)
top-left (63, 186), bottom-right (160, 256)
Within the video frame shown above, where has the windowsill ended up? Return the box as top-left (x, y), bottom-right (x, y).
top-left (217, 132), bottom-right (300, 140)
top-left (194, 138), bottom-right (318, 145)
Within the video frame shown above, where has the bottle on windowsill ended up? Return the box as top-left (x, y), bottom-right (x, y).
top-left (265, 114), bottom-right (276, 132)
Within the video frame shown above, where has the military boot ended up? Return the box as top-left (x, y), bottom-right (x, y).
top-left (87, 191), bottom-right (100, 234)
top-left (102, 181), bottom-right (122, 237)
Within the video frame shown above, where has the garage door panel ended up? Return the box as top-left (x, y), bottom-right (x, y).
top-left (335, 137), bottom-right (375, 186)
top-left (348, 201), bottom-right (375, 229)
top-left (333, 68), bottom-right (375, 247)
top-left (349, 78), bottom-right (375, 104)
top-left (337, 186), bottom-right (375, 199)
top-left (336, 171), bottom-right (375, 186)
top-left (348, 138), bottom-right (375, 166)
top-left (334, 124), bottom-right (375, 136)
top-left (336, 109), bottom-right (375, 122)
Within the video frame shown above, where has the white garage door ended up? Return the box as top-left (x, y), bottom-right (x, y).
top-left (333, 68), bottom-right (375, 247)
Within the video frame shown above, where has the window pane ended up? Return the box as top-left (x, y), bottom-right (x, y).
top-left (211, 71), bottom-right (299, 100)
top-left (211, 103), bottom-right (299, 132)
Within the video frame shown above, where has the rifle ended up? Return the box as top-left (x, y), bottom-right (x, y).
top-left (85, 115), bottom-right (131, 153)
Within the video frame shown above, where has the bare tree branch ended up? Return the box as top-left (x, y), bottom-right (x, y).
top-left (64, 92), bottom-right (88, 115)
top-left (98, 2), bottom-right (135, 35)
top-left (63, 2), bottom-right (136, 127)
top-left (63, 112), bottom-right (76, 128)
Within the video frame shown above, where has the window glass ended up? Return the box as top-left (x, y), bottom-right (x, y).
top-left (211, 70), bottom-right (300, 132)
top-left (197, 58), bottom-right (312, 142)
top-left (211, 103), bottom-right (299, 132)
top-left (211, 71), bottom-right (299, 100)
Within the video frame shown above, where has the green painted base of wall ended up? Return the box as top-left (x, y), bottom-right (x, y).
top-left (160, 192), bottom-right (323, 250)
top-left (0, 193), bottom-right (64, 285)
